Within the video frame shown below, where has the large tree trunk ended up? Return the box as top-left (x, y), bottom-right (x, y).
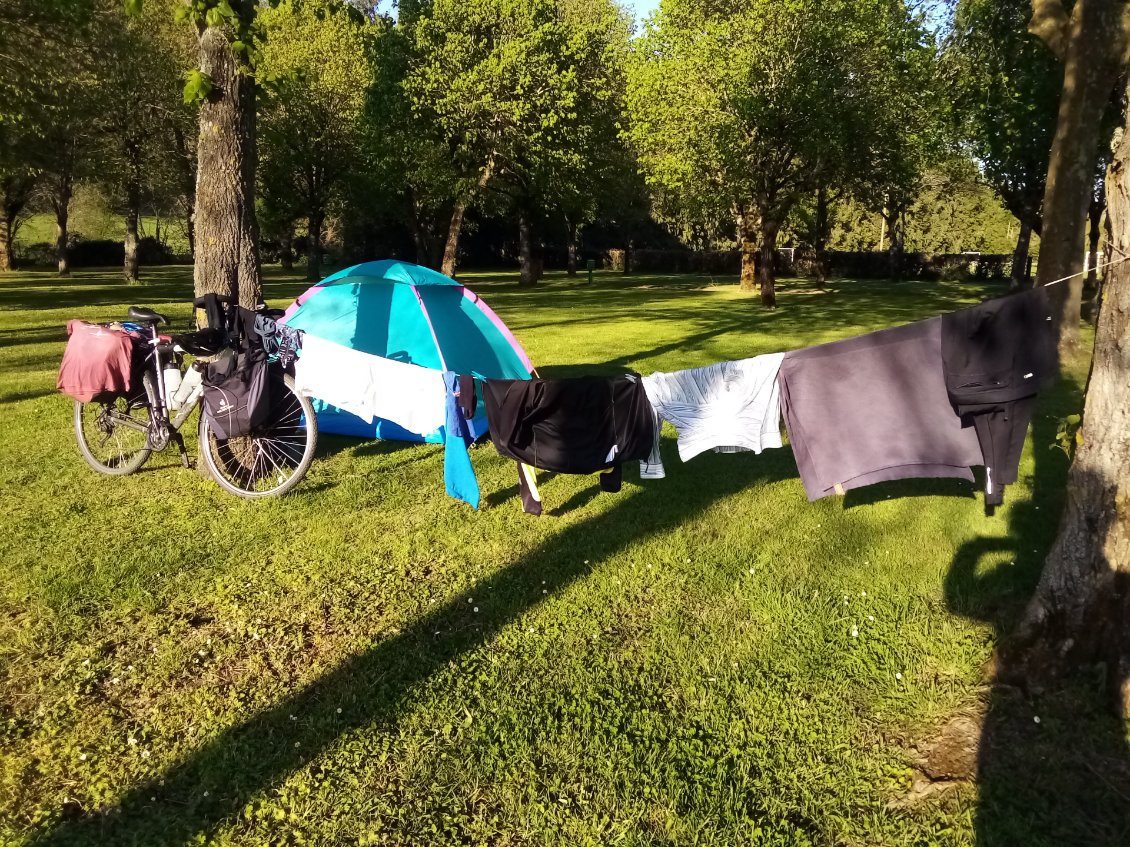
top-left (123, 180), bottom-right (140, 284)
top-left (194, 24), bottom-right (262, 307)
top-left (306, 213), bottom-right (323, 281)
top-left (1010, 220), bottom-right (1033, 289)
top-left (814, 186), bottom-right (829, 289)
top-left (52, 172), bottom-right (72, 276)
top-left (441, 158), bottom-right (494, 278)
top-left (737, 210), bottom-right (757, 292)
top-left (1012, 83), bottom-right (1130, 716)
top-left (759, 221), bottom-right (779, 308)
top-left (1030, 0), bottom-right (1127, 355)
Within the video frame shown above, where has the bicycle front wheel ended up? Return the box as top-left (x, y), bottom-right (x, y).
top-left (73, 373), bottom-right (153, 476)
top-left (199, 373), bottom-right (318, 498)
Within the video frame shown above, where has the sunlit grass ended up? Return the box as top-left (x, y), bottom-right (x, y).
top-left (0, 265), bottom-right (1117, 846)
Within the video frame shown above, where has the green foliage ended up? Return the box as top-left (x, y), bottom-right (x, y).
top-left (1052, 414), bottom-right (1083, 458)
top-left (627, 0), bottom-right (937, 241)
top-left (181, 68), bottom-right (213, 105)
top-left (404, 0), bottom-right (631, 228)
top-left (256, 0), bottom-right (380, 264)
top-left (944, 0), bottom-right (1063, 228)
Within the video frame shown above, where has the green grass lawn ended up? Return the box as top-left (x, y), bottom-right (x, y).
top-left (1, 266), bottom-right (1127, 846)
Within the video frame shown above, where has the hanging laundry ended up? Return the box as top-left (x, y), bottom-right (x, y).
top-left (779, 317), bottom-right (983, 501)
top-left (941, 287), bottom-right (1056, 507)
top-left (251, 313), bottom-right (304, 368)
top-left (482, 374), bottom-right (656, 512)
top-left (640, 353), bottom-right (785, 478)
top-left (293, 334), bottom-right (447, 437)
top-left (441, 372), bottom-right (480, 509)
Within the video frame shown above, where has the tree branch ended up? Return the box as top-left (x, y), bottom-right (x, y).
top-left (1029, 0), bottom-right (1069, 61)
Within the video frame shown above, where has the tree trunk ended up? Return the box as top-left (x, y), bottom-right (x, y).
top-left (193, 24), bottom-right (262, 307)
top-left (623, 239), bottom-right (633, 275)
top-left (1010, 220), bottom-right (1033, 289)
top-left (171, 123), bottom-right (197, 260)
top-left (566, 218), bottom-right (578, 277)
top-left (518, 209), bottom-right (538, 287)
top-left (1012, 82), bottom-right (1130, 716)
top-left (814, 186), bottom-right (829, 289)
top-left (52, 172), bottom-right (72, 277)
top-left (306, 213), bottom-right (323, 281)
top-left (1031, 0), bottom-right (1126, 355)
top-left (280, 228), bottom-right (294, 271)
top-left (759, 222), bottom-right (779, 308)
top-left (0, 208), bottom-right (13, 272)
top-left (738, 210), bottom-right (757, 292)
top-left (885, 204), bottom-right (904, 281)
top-left (123, 182), bottom-right (140, 284)
top-left (441, 158), bottom-right (494, 278)
top-left (0, 174), bottom-right (34, 272)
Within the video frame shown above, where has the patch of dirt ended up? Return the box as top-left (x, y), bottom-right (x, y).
top-left (919, 712), bottom-right (984, 781)
top-left (893, 706), bottom-right (988, 808)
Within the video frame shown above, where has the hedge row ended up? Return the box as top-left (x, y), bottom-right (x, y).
top-left (14, 237), bottom-right (176, 268)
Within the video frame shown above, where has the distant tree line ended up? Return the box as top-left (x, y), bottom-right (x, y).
top-left (0, 0), bottom-right (1109, 315)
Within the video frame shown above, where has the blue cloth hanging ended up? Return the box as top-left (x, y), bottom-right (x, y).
top-left (442, 372), bottom-right (480, 509)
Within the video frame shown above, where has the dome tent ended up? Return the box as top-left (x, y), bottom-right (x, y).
top-left (282, 260), bottom-right (534, 442)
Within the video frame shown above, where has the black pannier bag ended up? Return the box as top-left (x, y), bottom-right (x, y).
top-left (201, 352), bottom-right (269, 439)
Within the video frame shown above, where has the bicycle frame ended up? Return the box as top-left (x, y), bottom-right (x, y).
top-left (127, 324), bottom-right (206, 437)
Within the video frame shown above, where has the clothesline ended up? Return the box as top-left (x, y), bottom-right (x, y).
top-left (1042, 251), bottom-right (1130, 286)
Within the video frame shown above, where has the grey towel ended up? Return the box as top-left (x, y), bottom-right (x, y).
top-left (779, 317), bottom-right (983, 501)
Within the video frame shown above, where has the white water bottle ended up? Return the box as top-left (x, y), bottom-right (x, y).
top-left (172, 365), bottom-right (202, 410)
top-left (164, 365), bottom-right (183, 410)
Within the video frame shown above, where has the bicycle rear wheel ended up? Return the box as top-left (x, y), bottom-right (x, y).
top-left (73, 373), bottom-right (153, 475)
top-left (199, 373), bottom-right (317, 498)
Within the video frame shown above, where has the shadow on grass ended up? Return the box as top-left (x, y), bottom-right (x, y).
top-left (29, 448), bottom-right (796, 846)
top-left (944, 368), bottom-right (1130, 846)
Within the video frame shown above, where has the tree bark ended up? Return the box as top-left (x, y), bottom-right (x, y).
top-left (1010, 220), bottom-right (1033, 289)
top-left (759, 221), bottom-right (779, 308)
top-left (193, 24), bottom-right (262, 307)
top-left (0, 208), bottom-right (13, 272)
top-left (52, 171), bottom-right (72, 276)
top-left (0, 173), bottom-right (34, 272)
top-left (1031, 0), bottom-right (1127, 354)
top-left (306, 213), bottom-right (323, 281)
top-left (280, 228), bottom-right (294, 271)
top-left (1012, 100), bottom-right (1130, 715)
top-left (738, 210), bottom-right (757, 292)
top-left (441, 157), bottom-right (494, 278)
top-left (884, 202), bottom-right (905, 281)
top-left (566, 218), bottom-right (578, 277)
top-left (171, 122), bottom-right (196, 260)
top-left (518, 209), bottom-right (539, 287)
top-left (1086, 194), bottom-right (1105, 288)
top-left (814, 186), bottom-right (829, 289)
top-left (123, 180), bottom-right (140, 284)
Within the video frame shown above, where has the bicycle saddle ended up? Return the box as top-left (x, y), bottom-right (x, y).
top-left (127, 306), bottom-right (168, 325)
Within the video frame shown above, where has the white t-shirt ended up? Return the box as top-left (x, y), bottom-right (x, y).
top-left (641, 353), bottom-right (785, 477)
top-left (293, 334), bottom-right (447, 436)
